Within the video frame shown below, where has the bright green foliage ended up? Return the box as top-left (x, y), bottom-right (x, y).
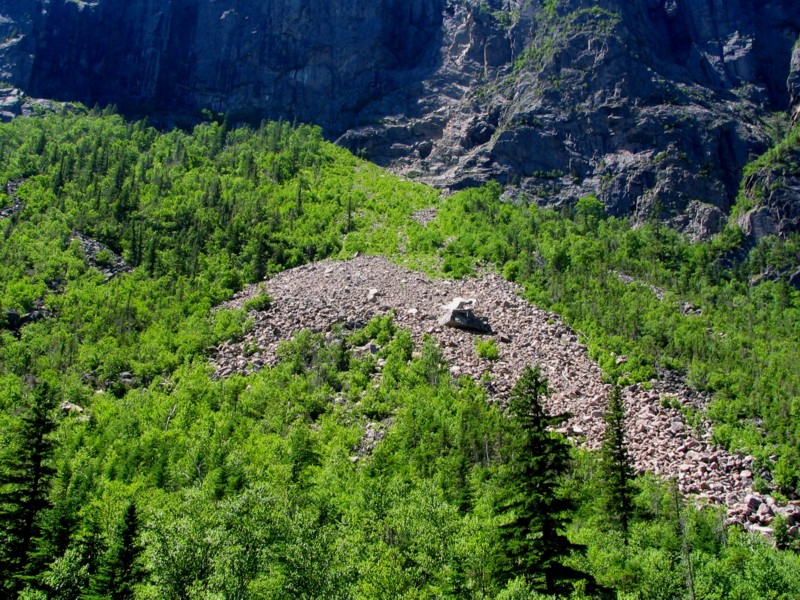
top-left (242, 289), bottom-right (273, 313)
top-left (1, 110), bottom-right (799, 597)
top-left (393, 181), bottom-right (800, 489)
top-left (475, 337), bottom-right (500, 360)
top-left (575, 194), bottom-right (605, 233)
top-left (0, 108), bottom-right (435, 395)
top-left (567, 465), bottom-right (800, 599)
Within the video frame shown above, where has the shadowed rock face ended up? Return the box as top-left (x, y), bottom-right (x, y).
top-left (1, 0), bottom-right (799, 236)
top-left (1, 0), bottom-right (444, 131)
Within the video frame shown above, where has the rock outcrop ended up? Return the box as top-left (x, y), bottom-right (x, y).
top-left (1, 1), bottom-right (799, 235)
top-left (789, 39), bottom-right (800, 123)
top-left (3, 299), bottom-right (54, 336)
top-left (0, 87), bottom-right (68, 122)
top-left (0, 178), bottom-right (25, 219)
top-left (736, 129), bottom-right (800, 249)
top-left (437, 297), bottom-right (492, 332)
top-left (71, 231), bottom-right (132, 280)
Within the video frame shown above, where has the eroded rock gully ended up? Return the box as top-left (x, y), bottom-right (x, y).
top-left (211, 255), bottom-right (799, 533)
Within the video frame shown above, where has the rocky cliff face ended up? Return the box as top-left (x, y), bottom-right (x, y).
top-left (790, 40), bottom-right (800, 123)
top-left (1, 0), bottom-right (799, 237)
top-left (737, 133), bottom-right (800, 247)
top-left (0, 0), bottom-right (444, 130)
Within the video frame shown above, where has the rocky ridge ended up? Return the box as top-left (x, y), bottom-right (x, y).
top-left (211, 255), bottom-right (799, 535)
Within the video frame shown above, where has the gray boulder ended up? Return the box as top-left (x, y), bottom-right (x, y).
top-left (437, 298), bottom-right (491, 333)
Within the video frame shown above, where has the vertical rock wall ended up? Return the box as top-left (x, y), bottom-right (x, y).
top-left (2, 0), bottom-right (444, 130)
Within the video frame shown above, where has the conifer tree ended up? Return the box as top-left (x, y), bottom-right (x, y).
top-left (497, 365), bottom-right (593, 595)
top-left (88, 502), bottom-right (142, 600)
top-left (600, 384), bottom-right (635, 536)
top-left (0, 379), bottom-right (57, 594)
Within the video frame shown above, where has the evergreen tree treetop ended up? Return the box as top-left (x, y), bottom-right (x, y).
top-left (498, 365), bottom-right (596, 596)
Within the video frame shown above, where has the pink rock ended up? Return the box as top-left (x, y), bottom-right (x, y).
top-left (746, 494), bottom-right (762, 513)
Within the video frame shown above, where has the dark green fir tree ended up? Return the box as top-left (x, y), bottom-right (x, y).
top-left (0, 379), bottom-right (58, 594)
top-left (88, 502), bottom-right (142, 600)
top-left (497, 365), bottom-right (595, 595)
top-left (600, 384), bottom-right (635, 537)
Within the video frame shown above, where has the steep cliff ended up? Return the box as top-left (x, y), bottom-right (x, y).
top-left (1, 0), bottom-right (799, 236)
top-left (0, 0), bottom-right (444, 130)
top-left (341, 0), bottom-right (800, 238)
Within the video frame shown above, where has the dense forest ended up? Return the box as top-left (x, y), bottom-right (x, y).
top-left (1, 109), bottom-right (800, 598)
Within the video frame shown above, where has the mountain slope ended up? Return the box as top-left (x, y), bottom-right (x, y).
top-left (2, 0), bottom-right (799, 236)
top-left (343, 0), bottom-right (800, 238)
top-left (2, 109), bottom-right (800, 597)
top-left (214, 255), bottom-right (764, 519)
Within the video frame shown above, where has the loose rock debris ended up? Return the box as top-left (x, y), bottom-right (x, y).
top-left (0, 179), bottom-right (25, 219)
top-left (211, 255), bottom-right (798, 534)
top-left (71, 231), bottom-right (132, 280)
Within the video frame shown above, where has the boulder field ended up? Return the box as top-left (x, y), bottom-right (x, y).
top-left (212, 255), bottom-right (800, 535)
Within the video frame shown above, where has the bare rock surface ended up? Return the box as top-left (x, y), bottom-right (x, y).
top-left (0, 178), bottom-right (25, 219)
top-left (71, 231), bottom-right (132, 280)
top-left (437, 297), bottom-right (492, 332)
top-left (0, 87), bottom-right (70, 122)
top-left (211, 255), bottom-right (782, 528)
top-left (409, 206), bottom-right (438, 226)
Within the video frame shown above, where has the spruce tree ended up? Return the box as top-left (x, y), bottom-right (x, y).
top-left (0, 379), bottom-right (57, 594)
top-left (88, 502), bottom-right (142, 600)
top-left (600, 384), bottom-right (635, 536)
top-left (497, 365), bottom-right (593, 595)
